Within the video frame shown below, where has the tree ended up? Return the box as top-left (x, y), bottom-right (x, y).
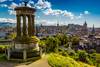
top-left (45, 36), bottom-right (60, 53)
top-left (55, 34), bottom-right (69, 46)
top-left (71, 36), bottom-right (80, 45)
top-left (71, 36), bottom-right (80, 49)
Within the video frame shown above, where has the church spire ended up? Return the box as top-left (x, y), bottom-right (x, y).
top-left (84, 20), bottom-right (87, 26)
top-left (91, 24), bottom-right (95, 35)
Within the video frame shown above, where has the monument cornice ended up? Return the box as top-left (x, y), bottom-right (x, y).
top-left (15, 6), bottom-right (36, 12)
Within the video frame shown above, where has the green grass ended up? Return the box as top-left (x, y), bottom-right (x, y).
top-left (47, 53), bottom-right (95, 67)
top-left (96, 53), bottom-right (100, 67)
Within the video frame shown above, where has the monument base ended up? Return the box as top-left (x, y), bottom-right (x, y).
top-left (7, 43), bottom-right (42, 62)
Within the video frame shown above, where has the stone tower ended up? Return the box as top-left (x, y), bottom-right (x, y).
top-left (15, 6), bottom-right (36, 39)
top-left (82, 21), bottom-right (88, 35)
top-left (83, 21), bottom-right (87, 28)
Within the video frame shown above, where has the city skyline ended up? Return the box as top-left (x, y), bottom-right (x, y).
top-left (0, 0), bottom-right (100, 27)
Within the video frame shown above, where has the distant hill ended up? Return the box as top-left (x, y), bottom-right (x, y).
top-left (0, 22), bottom-right (16, 28)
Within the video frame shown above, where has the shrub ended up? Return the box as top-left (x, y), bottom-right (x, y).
top-left (0, 54), bottom-right (6, 61)
top-left (18, 36), bottom-right (31, 44)
top-left (0, 45), bottom-right (10, 53)
top-left (77, 50), bottom-right (96, 65)
top-left (58, 48), bottom-right (69, 56)
top-left (8, 33), bottom-right (16, 40)
top-left (88, 53), bottom-right (96, 65)
top-left (39, 40), bottom-right (45, 47)
top-left (31, 36), bottom-right (40, 44)
top-left (77, 50), bottom-right (88, 62)
top-left (17, 36), bottom-right (40, 44)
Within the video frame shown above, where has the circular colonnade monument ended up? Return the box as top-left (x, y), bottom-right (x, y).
top-left (7, 1), bottom-right (40, 61)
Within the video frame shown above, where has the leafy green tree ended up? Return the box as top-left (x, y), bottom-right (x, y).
top-left (70, 36), bottom-right (80, 50)
top-left (55, 34), bottom-right (69, 46)
top-left (45, 36), bottom-right (60, 53)
top-left (71, 36), bottom-right (80, 45)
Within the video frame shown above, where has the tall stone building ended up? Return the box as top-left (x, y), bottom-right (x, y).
top-left (82, 21), bottom-right (88, 35)
top-left (91, 24), bottom-right (95, 35)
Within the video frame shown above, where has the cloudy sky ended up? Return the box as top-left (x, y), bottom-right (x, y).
top-left (0, 0), bottom-right (100, 27)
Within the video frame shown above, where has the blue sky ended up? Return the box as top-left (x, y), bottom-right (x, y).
top-left (0, 0), bottom-right (100, 27)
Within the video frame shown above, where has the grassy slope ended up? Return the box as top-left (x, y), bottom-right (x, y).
top-left (47, 53), bottom-right (95, 67)
top-left (96, 53), bottom-right (100, 67)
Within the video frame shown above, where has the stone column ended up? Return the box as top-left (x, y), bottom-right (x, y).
top-left (16, 15), bottom-right (21, 38)
top-left (7, 48), bottom-right (10, 60)
top-left (23, 15), bottom-right (27, 36)
top-left (31, 15), bottom-right (35, 35)
top-left (28, 15), bottom-right (32, 36)
top-left (23, 50), bottom-right (27, 61)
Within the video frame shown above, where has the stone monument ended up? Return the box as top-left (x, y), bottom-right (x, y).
top-left (7, 0), bottom-right (40, 61)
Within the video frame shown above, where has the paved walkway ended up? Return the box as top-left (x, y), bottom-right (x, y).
top-left (0, 62), bottom-right (17, 67)
top-left (16, 57), bottom-right (50, 67)
top-left (0, 55), bottom-right (51, 67)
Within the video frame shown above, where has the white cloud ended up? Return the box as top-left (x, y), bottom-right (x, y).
top-left (43, 8), bottom-right (63, 16)
top-left (26, 0), bottom-right (34, 7)
top-left (0, 0), bottom-right (6, 2)
top-left (0, 4), bottom-right (7, 7)
top-left (35, 0), bottom-right (91, 20)
top-left (29, 0), bottom-right (34, 5)
top-left (43, 9), bottom-right (90, 20)
top-left (76, 13), bottom-right (83, 19)
top-left (8, 10), bottom-right (16, 15)
top-left (35, 0), bottom-right (51, 9)
top-left (43, 9), bottom-right (75, 20)
top-left (0, 18), bottom-right (16, 23)
top-left (63, 10), bottom-right (74, 20)
top-left (7, 1), bottom-right (34, 15)
top-left (8, 2), bottom-right (18, 15)
top-left (35, 0), bottom-right (75, 20)
top-left (0, 0), bottom-right (90, 24)
top-left (40, 20), bottom-right (57, 25)
top-left (41, 20), bottom-right (47, 24)
top-left (84, 11), bottom-right (90, 15)
top-left (76, 11), bottom-right (90, 19)
top-left (8, 2), bottom-right (18, 9)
